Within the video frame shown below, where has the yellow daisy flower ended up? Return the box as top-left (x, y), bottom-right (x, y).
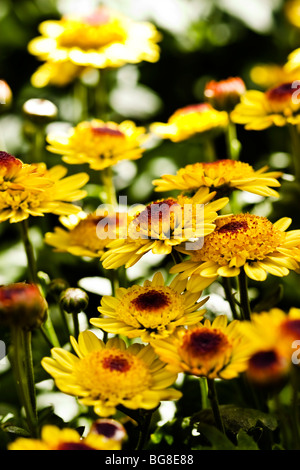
top-left (41, 331), bottom-right (182, 417)
top-left (8, 420), bottom-right (126, 450)
top-left (150, 103), bottom-right (228, 142)
top-left (170, 214), bottom-right (300, 291)
top-left (46, 119), bottom-right (148, 171)
top-left (151, 315), bottom-right (250, 380)
top-left (28, 6), bottom-right (161, 70)
top-left (45, 210), bottom-right (125, 258)
top-left (90, 271), bottom-right (207, 342)
top-left (101, 188), bottom-right (229, 269)
top-left (152, 159), bottom-right (282, 198)
top-left (231, 82), bottom-right (300, 130)
top-left (0, 151), bottom-right (89, 223)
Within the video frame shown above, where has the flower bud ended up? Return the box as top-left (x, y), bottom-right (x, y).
top-left (22, 98), bottom-right (58, 125)
top-left (0, 283), bottom-right (48, 330)
top-left (204, 77), bottom-right (246, 112)
top-left (59, 288), bottom-right (89, 314)
top-left (47, 278), bottom-right (70, 302)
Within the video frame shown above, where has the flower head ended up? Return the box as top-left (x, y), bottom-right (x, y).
top-left (231, 82), bottom-right (300, 130)
top-left (151, 315), bottom-right (250, 380)
top-left (0, 151), bottom-right (89, 223)
top-left (0, 282), bottom-right (48, 330)
top-left (204, 77), bottom-right (246, 112)
top-left (28, 7), bottom-right (161, 70)
top-left (101, 188), bottom-right (228, 269)
top-left (90, 271), bottom-right (207, 342)
top-left (42, 331), bottom-right (181, 417)
top-left (46, 119), bottom-right (147, 171)
top-left (170, 214), bottom-right (300, 291)
top-left (153, 159), bottom-right (282, 198)
top-left (45, 210), bottom-right (124, 258)
top-left (150, 103), bottom-right (228, 142)
top-left (8, 421), bottom-right (126, 450)
top-left (245, 349), bottom-right (290, 388)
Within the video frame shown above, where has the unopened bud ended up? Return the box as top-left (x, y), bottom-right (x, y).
top-left (59, 288), bottom-right (89, 314)
top-left (204, 77), bottom-right (246, 112)
top-left (0, 283), bottom-right (48, 330)
top-left (22, 98), bottom-right (58, 124)
top-left (0, 80), bottom-right (12, 111)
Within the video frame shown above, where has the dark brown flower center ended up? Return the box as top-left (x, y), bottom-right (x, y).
top-left (102, 355), bottom-right (131, 372)
top-left (186, 329), bottom-right (227, 356)
top-left (266, 82), bottom-right (295, 102)
top-left (249, 350), bottom-right (278, 369)
top-left (0, 151), bottom-right (22, 170)
top-left (57, 442), bottom-right (95, 450)
top-left (92, 126), bottom-right (124, 138)
top-left (131, 290), bottom-right (170, 311)
top-left (218, 220), bottom-right (248, 234)
top-left (281, 319), bottom-right (300, 337)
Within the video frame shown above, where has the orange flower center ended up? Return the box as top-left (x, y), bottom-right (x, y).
top-left (181, 328), bottom-right (230, 358)
top-left (102, 355), bottom-right (131, 372)
top-left (91, 126), bottom-right (125, 138)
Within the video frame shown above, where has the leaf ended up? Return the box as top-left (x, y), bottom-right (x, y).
top-left (191, 423), bottom-right (236, 450)
top-left (236, 429), bottom-right (259, 450)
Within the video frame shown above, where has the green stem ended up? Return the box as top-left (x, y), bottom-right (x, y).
top-left (237, 267), bottom-right (251, 321)
top-left (225, 119), bottom-right (241, 160)
top-left (207, 378), bottom-right (225, 433)
top-left (203, 139), bottom-right (216, 162)
top-left (135, 410), bottom-right (153, 450)
top-left (19, 220), bottom-right (38, 284)
top-left (288, 124), bottom-right (300, 182)
top-left (222, 276), bottom-right (239, 320)
top-left (72, 312), bottom-right (80, 339)
top-left (200, 377), bottom-right (209, 409)
top-left (101, 166), bottom-right (117, 208)
top-left (10, 326), bottom-right (38, 437)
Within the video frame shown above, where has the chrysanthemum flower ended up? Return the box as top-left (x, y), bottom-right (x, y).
top-left (231, 82), bottom-right (300, 130)
top-left (170, 214), bottom-right (300, 292)
top-left (239, 307), bottom-right (300, 360)
top-left (46, 119), bottom-right (147, 171)
top-left (151, 315), bottom-right (250, 380)
top-left (204, 77), bottom-right (246, 112)
top-left (8, 421), bottom-right (126, 450)
top-left (28, 7), bottom-right (161, 70)
top-left (101, 188), bottom-right (229, 269)
top-left (45, 210), bottom-right (125, 258)
top-left (152, 159), bottom-right (282, 198)
top-left (0, 151), bottom-right (89, 223)
top-left (150, 103), bottom-right (228, 142)
top-left (42, 331), bottom-right (181, 417)
top-left (90, 272), bottom-right (207, 342)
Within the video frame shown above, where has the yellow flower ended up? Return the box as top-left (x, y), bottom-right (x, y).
top-left (0, 151), bottom-right (89, 223)
top-left (231, 82), bottom-right (300, 130)
top-left (170, 214), bottom-right (300, 291)
top-left (152, 159), bottom-right (282, 198)
top-left (8, 421), bottom-right (126, 450)
top-left (239, 307), bottom-right (300, 360)
top-left (150, 103), bottom-right (228, 142)
top-left (90, 271), bottom-right (207, 342)
top-left (41, 331), bottom-right (181, 417)
top-left (250, 63), bottom-right (299, 89)
top-left (46, 119), bottom-right (147, 171)
top-left (30, 60), bottom-right (84, 88)
top-left (101, 188), bottom-right (229, 269)
top-left (45, 210), bottom-right (125, 258)
top-left (28, 6), bottom-right (161, 70)
top-left (285, 0), bottom-right (300, 28)
top-left (151, 315), bottom-right (250, 380)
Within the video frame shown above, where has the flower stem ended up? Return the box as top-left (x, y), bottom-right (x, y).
top-left (237, 267), bottom-right (251, 321)
top-left (222, 276), bottom-right (239, 320)
top-left (19, 219), bottom-right (38, 284)
top-left (225, 119), bottom-right (241, 160)
top-left (200, 377), bottom-right (209, 409)
top-left (135, 410), bottom-right (153, 450)
top-left (101, 166), bottom-right (117, 208)
top-left (207, 378), bottom-right (225, 433)
top-left (10, 326), bottom-right (38, 437)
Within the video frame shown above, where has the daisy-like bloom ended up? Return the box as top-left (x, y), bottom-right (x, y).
top-left (0, 151), bottom-right (89, 223)
top-left (101, 188), bottom-right (229, 270)
top-left (90, 272), bottom-right (207, 342)
top-left (151, 315), bottom-right (250, 380)
top-left (204, 77), bottom-right (246, 112)
top-left (8, 420), bottom-right (126, 450)
top-left (46, 119), bottom-right (147, 171)
top-left (231, 82), bottom-right (300, 130)
top-left (152, 159), bottom-right (282, 198)
top-left (41, 331), bottom-right (182, 417)
top-left (150, 103), bottom-right (228, 143)
top-left (28, 6), bottom-right (161, 70)
top-left (239, 307), bottom-right (300, 360)
top-left (45, 210), bottom-right (126, 258)
top-left (170, 213), bottom-right (300, 292)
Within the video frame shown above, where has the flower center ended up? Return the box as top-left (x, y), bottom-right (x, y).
top-left (131, 290), bottom-right (170, 311)
top-left (181, 328), bottom-right (230, 358)
top-left (266, 82), bottom-right (300, 114)
top-left (249, 350), bottom-right (278, 369)
top-left (57, 442), bottom-right (95, 451)
top-left (280, 319), bottom-right (300, 340)
top-left (91, 126), bottom-right (125, 138)
top-left (191, 214), bottom-right (285, 266)
top-left (70, 215), bottom-right (113, 252)
top-left (74, 349), bottom-right (151, 401)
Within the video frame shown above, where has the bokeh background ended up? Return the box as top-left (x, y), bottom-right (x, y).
top-left (1, 0), bottom-right (300, 446)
